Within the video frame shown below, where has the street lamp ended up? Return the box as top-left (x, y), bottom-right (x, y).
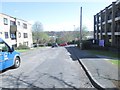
top-left (80, 7), bottom-right (82, 49)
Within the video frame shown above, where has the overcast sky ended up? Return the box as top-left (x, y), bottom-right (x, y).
top-left (1, 0), bottom-right (116, 31)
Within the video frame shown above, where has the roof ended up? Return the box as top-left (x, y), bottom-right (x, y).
top-left (0, 13), bottom-right (31, 25)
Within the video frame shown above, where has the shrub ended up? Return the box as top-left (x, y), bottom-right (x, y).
top-left (47, 43), bottom-right (52, 46)
top-left (16, 44), bottom-right (30, 50)
top-left (91, 44), bottom-right (108, 50)
top-left (81, 40), bottom-right (92, 50)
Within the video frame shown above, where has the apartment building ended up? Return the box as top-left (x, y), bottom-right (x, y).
top-left (94, 0), bottom-right (120, 47)
top-left (0, 13), bottom-right (33, 48)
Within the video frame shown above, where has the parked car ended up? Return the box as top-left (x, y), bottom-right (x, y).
top-left (51, 43), bottom-right (58, 48)
top-left (0, 38), bottom-right (21, 71)
top-left (59, 42), bottom-right (68, 46)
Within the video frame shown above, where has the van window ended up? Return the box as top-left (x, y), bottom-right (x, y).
top-left (0, 41), bottom-right (9, 52)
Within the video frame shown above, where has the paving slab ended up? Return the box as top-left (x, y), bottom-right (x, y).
top-left (80, 58), bottom-right (119, 88)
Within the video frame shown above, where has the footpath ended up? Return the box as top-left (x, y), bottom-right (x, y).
top-left (71, 47), bottom-right (119, 89)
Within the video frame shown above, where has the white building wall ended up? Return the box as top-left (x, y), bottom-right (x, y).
top-left (0, 13), bottom-right (16, 46)
top-left (0, 13), bottom-right (33, 48)
top-left (16, 19), bottom-right (33, 47)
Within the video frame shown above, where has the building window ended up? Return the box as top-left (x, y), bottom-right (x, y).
top-left (5, 32), bottom-right (9, 39)
top-left (11, 33), bottom-right (16, 40)
top-left (18, 21), bottom-right (20, 26)
top-left (23, 23), bottom-right (27, 29)
top-left (10, 20), bottom-right (16, 25)
top-left (23, 42), bottom-right (28, 46)
top-left (18, 32), bottom-right (21, 38)
top-left (23, 33), bottom-right (28, 38)
top-left (3, 18), bottom-right (8, 25)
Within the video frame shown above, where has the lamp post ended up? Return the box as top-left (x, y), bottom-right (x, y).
top-left (80, 7), bottom-right (82, 49)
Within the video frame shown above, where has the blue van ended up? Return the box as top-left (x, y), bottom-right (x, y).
top-left (0, 38), bottom-right (21, 71)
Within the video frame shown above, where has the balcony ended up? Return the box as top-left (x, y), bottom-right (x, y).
top-left (10, 25), bottom-right (17, 32)
top-left (108, 19), bottom-right (112, 23)
top-left (10, 25), bottom-right (17, 40)
top-left (115, 16), bottom-right (120, 21)
top-left (115, 32), bottom-right (120, 35)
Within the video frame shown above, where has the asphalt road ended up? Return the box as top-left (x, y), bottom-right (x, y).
top-left (0, 46), bottom-right (95, 89)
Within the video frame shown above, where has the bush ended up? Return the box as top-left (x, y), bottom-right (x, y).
top-left (47, 43), bottom-right (52, 46)
top-left (16, 44), bottom-right (30, 50)
top-left (91, 44), bottom-right (108, 50)
top-left (81, 40), bottom-right (92, 50)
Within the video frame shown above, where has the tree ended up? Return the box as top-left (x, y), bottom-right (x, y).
top-left (38, 32), bottom-right (50, 44)
top-left (55, 31), bottom-right (75, 44)
top-left (75, 26), bottom-right (88, 40)
top-left (32, 21), bottom-right (43, 44)
top-left (62, 31), bottom-right (74, 42)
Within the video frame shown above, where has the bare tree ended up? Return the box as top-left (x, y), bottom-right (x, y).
top-left (32, 21), bottom-right (43, 45)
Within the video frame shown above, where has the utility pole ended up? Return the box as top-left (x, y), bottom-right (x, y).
top-left (80, 7), bottom-right (82, 49)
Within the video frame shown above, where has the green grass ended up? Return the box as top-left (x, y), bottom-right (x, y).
top-left (87, 50), bottom-right (118, 59)
top-left (109, 60), bottom-right (120, 66)
top-left (15, 49), bottom-right (30, 53)
top-left (109, 60), bottom-right (119, 64)
top-left (15, 46), bottom-right (46, 53)
top-left (87, 50), bottom-right (119, 66)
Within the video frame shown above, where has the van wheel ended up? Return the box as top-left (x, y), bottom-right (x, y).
top-left (13, 57), bottom-right (20, 68)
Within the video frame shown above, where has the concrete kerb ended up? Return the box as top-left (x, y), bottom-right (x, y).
top-left (78, 59), bottom-right (105, 90)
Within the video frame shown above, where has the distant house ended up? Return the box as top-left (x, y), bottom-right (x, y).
top-left (94, 0), bottom-right (120, 47)
top-left (0, 13), bottom-right (33, 47)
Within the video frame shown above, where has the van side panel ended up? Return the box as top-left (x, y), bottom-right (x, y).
top-left (4, 52), bottom-right (14, 70)
top-left (0, 52), bottom-right (4, 71)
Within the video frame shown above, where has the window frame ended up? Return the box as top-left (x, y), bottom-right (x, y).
top-left (5, 32), bottom-right (9, 39)
top-left (3, 18), bottom-right (8, 25)
top-left (23, 33), bottom-right (28, 38)
top-left (18, 21), bottom-right (20, 26)
top-left (23, 23), bottom-right (27, 29)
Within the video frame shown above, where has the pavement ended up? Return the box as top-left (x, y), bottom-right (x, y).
top-left (66, 46), bottom-right (119, 89)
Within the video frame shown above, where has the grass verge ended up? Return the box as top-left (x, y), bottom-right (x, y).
top-left (87, 50), bottom-right (119, 66)
top-left (87, 50), bottom-right (118, 58)
top-left (15, 47), bottom-right (46, 53)
top-left (15, 49), bottom-right (30, 53)
top-left (109, 60), bottom-right (120, 66)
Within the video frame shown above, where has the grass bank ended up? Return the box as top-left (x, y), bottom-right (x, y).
top-left (15, 47), bottom-right (46, 53)
top-left (87, 50), bottom-right (118, 58)
top-left (109, 60), bottom-right (120, 66)
top-left (15, 49), bottom-right (30, 53)
top-left (87, 50), bottom-right (119, 66)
